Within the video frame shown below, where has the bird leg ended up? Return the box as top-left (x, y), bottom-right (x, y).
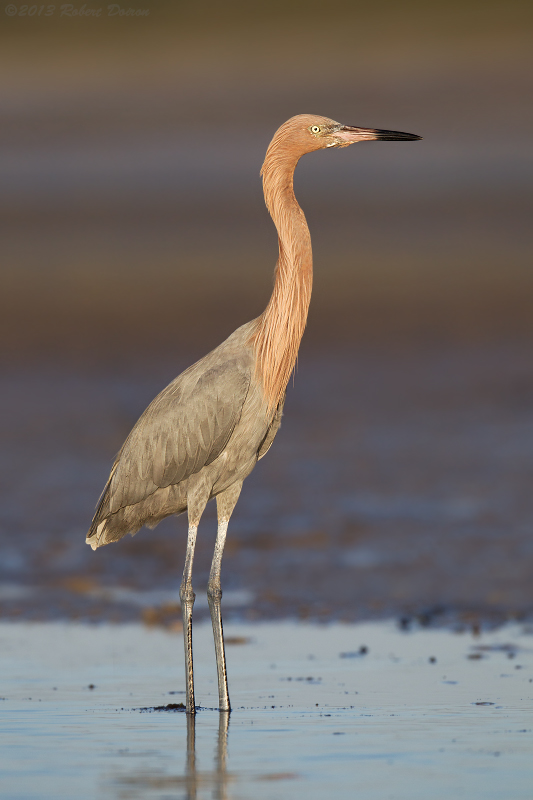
top-left (208, 482), bottom-right (242, 712)
top-left (180, 520), bottom-right (199, 715)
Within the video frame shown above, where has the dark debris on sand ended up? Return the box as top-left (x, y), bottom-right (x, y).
top-left (138, 703), bottom-right (186, 712)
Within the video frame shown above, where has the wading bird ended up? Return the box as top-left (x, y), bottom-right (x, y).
top-left (87, 114), bottom-right (420, 714)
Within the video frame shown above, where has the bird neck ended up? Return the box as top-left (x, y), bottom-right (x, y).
top-left (251, 147), bottom-right (313, 410)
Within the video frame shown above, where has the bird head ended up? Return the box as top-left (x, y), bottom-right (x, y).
top-left (271, 114), bottom-right (421, 157)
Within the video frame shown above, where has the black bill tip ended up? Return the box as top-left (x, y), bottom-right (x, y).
top-left (373, 129), bottom-right (422, 141)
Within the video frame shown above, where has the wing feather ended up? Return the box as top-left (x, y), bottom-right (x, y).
top-left (106, 357), bottom-right (251, 513)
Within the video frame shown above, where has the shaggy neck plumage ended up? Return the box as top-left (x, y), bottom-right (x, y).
top-left (251, 136), bottom-right (313, 410)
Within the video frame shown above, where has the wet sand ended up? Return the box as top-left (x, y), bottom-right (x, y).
top-left (2, 342), bottom-right (533, 627)
top-left (1, 619), bottom-right (532, 799)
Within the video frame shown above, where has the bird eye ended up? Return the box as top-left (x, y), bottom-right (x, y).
top-left (310, 125), bottom-right (321, 134)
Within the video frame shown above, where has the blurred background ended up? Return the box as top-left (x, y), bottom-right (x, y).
top-left (0, 0), bottom-right (532, 627)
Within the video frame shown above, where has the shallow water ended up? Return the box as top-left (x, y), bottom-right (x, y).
top-left (1, 620), bottom-right (532, 799)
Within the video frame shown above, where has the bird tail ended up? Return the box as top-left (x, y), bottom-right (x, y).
top-left (86, 461), bottom-right (157, 549)
top-left (86, 473), bottom-right (114, 550)
top-left (86, 461), bottom-right (188, 550)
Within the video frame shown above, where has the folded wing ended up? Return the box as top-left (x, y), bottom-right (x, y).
top-left (87, 356), bottom-right (251, 542)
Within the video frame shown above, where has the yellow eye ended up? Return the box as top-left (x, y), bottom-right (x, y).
top-left (310, 125), bottom-right (321, 134)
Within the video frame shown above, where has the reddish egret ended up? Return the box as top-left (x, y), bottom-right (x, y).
top-left (87, 114), bottom-right (421, 714)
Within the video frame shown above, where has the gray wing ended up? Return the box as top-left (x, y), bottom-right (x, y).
top-left (99, 357), bottom-right (251, 518)
top-left (257, 392), bottom-right (285, 459)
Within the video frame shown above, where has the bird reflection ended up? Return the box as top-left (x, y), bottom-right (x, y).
top-left (185, 712), bottom-right (197, 799)
top-left (214, 711), bottom-right (230, 800)
top-left (113, 710), bottom-right (230, 798)
top-left (185, 711), bottom-right (230, 800)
